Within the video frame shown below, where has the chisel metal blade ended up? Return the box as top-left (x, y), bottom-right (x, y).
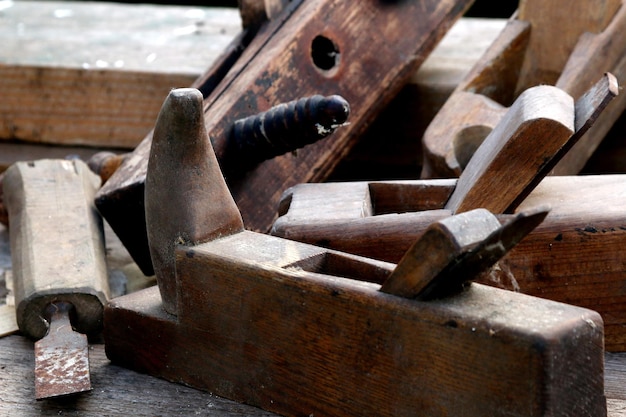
top-left (34, 301), bottom-right (91, 400)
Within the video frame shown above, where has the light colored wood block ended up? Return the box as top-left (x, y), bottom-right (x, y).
top-left (0, 2), bottom-right (241, 148)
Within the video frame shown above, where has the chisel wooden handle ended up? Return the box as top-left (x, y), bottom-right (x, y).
top-left (3, 159), bottom-right (109, 340)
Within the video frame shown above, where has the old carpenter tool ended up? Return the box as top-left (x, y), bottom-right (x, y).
top-left (271, 76), bottom-right (626, 350)
top-left (444, 74), bottom-right (617, 213)
top-left (442, 83), bottom-right (574, 214)
top-left (95, 0), bottom-right (474, 276)
top-left (3, 159), bottom-right (109, 399)
top-left (104, 89), bottom-right (605, 417)
top-left (422, 0), bottom-right (626, 179)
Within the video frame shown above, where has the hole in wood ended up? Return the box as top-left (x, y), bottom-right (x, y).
top-left (368, 182), bottom-right (450, 214)
top-left (284, 252), bottom-right (391, 285)
top-left (311, 35), bottom-right (340, 73)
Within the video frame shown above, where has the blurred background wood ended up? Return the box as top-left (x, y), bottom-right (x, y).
top-left (0, 1), bottom-right (241, 148)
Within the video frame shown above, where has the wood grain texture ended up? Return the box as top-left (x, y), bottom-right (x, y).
top-left (106, 240), bottom-right (606, 417)
top-left (271, 175), bottom-right (626, 351)
top-left (553, 2), bottom-right (626, 174)
top-left (95, 0), bottom-right (473, 276)
top-left (0, 303), bottom-right (18, 337)
top-left (505, 73), bottom-right (619, 211)
top-left (444, 85), bottom-right (574, 213)
top-left (515, 0), bottom-right (621, 94)
top-left (0, 335), bottom-right (276, 417)
top-left (3, 159), bottom-right (109, 340)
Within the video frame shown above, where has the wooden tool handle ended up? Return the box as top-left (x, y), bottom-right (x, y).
top-left (444, 85), bottom-right (574, 214)
top-left (3, 159), bottom-right (109, 339)
top-left (145, 88), bottom-right (244, 315)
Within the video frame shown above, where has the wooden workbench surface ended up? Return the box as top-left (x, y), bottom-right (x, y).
top-left (0, 330), bottom-right (624, 415)
top-left (0, 1), bottom-right (241, 149)
top-left (0, 336), bottom-right (278, 416)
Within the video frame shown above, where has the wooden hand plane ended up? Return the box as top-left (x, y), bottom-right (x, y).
top-left (421, 0), bottom-right (626, 179)
top-left (94, 0), bottom-right (474, 277)
top-left (104, 89), bottom-right (606, 417)
top-left (272, 77), bottom-right (626, 351)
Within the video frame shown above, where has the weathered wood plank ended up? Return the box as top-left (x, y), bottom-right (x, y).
top-left (0, 1), bottom-right (242, 148)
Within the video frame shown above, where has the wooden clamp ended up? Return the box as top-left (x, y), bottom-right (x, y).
top-left (94, 0), bottom-right (474, 277)
top-left (104, 89), bottom-right (606, 417)
top-left (421, 0), bottom-right (626, 179)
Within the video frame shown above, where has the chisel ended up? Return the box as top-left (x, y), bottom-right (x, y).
top-left (3, 159), bottom-right (109, 399)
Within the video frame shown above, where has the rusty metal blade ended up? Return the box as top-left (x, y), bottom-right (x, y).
top-left (34, 302), bottom-right (91, 399)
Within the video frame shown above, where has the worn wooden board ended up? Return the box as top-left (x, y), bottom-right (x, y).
top-left (0, 335), bottom-right (277, 416)
top-left (0, 1), bottom-right (242, 148)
